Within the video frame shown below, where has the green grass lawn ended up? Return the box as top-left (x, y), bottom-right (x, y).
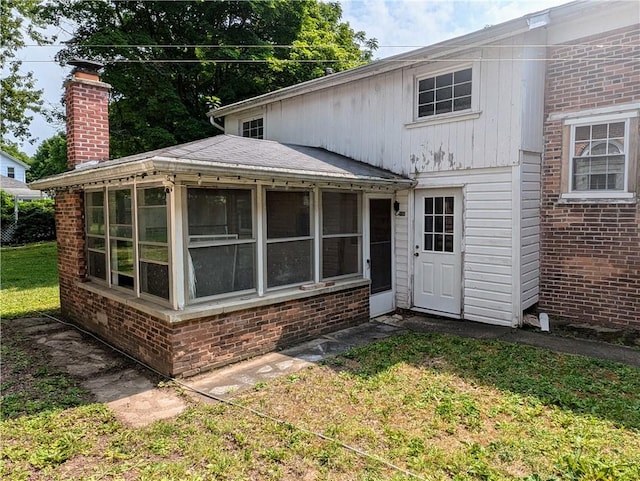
top-left (1, 243), bottom-right (639, 480)
top-left (0, 242), bottom-right (60, 318)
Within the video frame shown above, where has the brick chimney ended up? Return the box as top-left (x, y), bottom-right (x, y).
top-left (65, 59), bottom-right (111, 170)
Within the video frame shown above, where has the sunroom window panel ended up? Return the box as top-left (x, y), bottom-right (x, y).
top-left (322, 237), bottom-right (360, 278)
top-left (189, 244), bottom-right (255, 298)
top-left (137, 187), bottom-right (169, 300)
top-left (266, 190), bottom-right (313, 288)
top-left (86, 190), bottom-right (106, 280)
top-left (321, 192), bottom-right (361, 279)
top-left (267, 240), bottom-right (313, 287)
top-left (187, 188), bottom-right (255, 299)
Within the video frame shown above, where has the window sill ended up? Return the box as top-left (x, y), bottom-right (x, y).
top-left (558, 193), bottom-right (637, 205)
top-left (77, 277), bottom-right (371, 324)
top-left (405, 110), bottom-right (481, 129)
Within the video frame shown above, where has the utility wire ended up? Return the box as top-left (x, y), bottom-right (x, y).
top-left (37, 311), bottom-right (429, 481)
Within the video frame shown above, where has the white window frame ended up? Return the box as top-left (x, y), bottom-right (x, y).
top-left (184, 186), bottom-right (257, 303)
top-left (240, 116), bottom-right (264, 139)
top-left (320, 190), bottom-right (362, 280)
top-left (263, 187), bottom-right (315, 291)
top-left (85, 189), bottom-right (108, 282)
top-left (562, 110), bottom-right (637, 201)
top-left (413, 62), bottom-right (479, 124)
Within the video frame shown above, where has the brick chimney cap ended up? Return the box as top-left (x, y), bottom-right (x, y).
top-left (68, 58), bottom-right (105, 75)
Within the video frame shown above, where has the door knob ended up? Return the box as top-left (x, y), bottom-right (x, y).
top-left (414, 252), bottom-right (419, 257)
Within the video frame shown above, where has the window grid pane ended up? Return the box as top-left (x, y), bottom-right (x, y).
top-left (423, 196), bottom-right (454, 253)
top-left (242, 118), bottom-right (264, 139)
top-left (86, 191), bottom-right (107, 280)
top-left (571, 120), bottom-right (627, 192)
top-left (417, 67), bottom-right (472, 118)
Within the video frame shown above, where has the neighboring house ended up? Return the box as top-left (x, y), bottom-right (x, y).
top-left (0, 150), bottom-right (30, 183)
top-left (32, 1), bottom-right (639, 377)
top-left (1, 175), bottom-right (44, 201)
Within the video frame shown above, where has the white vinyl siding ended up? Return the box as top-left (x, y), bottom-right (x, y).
top-left (394, 189), bottom-right (410, 309)
top-left (520, 154), bottom-right (540, 309)
top-left (412, 168), bottom-right (514, 326)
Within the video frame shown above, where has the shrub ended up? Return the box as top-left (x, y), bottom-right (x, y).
top-left (0, 191), bottom-right (56, 244)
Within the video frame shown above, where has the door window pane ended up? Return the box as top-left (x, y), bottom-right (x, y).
top-left (423, 196), bottom-right (455, 253)
top-left (370, 199), bottom-right (392, 294)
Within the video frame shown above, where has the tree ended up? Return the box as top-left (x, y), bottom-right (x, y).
top-left (1, 0), bottom-right (51, 144)
top-left (45, 0), bottom-right (376, 158)
top-left (27, 132), bottom-right (67, 181)
top-left (0, 141), bottom-right (31, 165)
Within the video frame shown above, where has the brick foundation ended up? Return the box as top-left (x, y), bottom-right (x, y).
top-left (59, 281), bottom-right (369, 377)
top-left (540, 25), bottom-right (640, 329)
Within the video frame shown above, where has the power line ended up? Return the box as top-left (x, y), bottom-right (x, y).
top-left (22, 43), bottom-right (640, 48)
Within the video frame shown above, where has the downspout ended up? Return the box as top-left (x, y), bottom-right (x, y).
top-left (209, 115), bottom-right (225, 133)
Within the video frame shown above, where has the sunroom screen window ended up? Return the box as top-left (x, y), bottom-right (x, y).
top-left (322, 192), bottom-right (361, 278)
top-left (137, 188), bottom-right (169, 299)
top-left (187, 188), bottom-right (255, 299)
top-left (86, 191), bottom-right (106, 280)
top-left (108, 189), bottom-right (134, 289)
top-left (266, 190), bottom-right (313, 288)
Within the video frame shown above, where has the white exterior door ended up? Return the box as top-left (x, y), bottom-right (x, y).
top-left (413, 189), bottom-right (462, 316)
top-left (365, 196), bottom-right (394, 317)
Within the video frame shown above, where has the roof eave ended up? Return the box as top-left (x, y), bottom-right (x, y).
top-left (30, 157), bottom-right (414, 191)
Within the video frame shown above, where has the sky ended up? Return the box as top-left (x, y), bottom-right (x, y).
top-left (12, 0), bottom-right (569, 156)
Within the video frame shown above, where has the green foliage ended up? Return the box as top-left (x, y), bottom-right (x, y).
top-left (0, 193), bottom-right (55, 244)
top-left (0, 0), bottom-right (51, 142)
top-left (26, 132), bottom-right (68, 181)
top-left (0, 242), bottom-right (59, 318)
top-left (45, 0), bottom-right (376, 158)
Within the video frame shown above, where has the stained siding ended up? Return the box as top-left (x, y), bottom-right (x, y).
top-left (225, 35), bottom-right (541, 178)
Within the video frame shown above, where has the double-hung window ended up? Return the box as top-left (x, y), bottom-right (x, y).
top-left (417, 67), bottom-right (472, 118)
top-left (187, 188), bottom-right (255, 300)
top-left (322, 192), bottom-right (361, 278)
top-left (266, 190), bottom-right (313, 288)
top-left (562, 109), bottom-right (638, 199)
top-left (7, 167), bottom-right (15, 178)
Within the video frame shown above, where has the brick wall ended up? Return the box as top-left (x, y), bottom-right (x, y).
top-left (59, 282), bottom-right (369, 377)
top-left (540, 24), bottom-right (640, 329)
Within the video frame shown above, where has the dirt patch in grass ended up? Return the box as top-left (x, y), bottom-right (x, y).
top-left (0, 318), bottom-right (94, 419)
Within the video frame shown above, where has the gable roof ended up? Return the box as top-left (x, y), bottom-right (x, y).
top-left (207, 0), bottom-right (611, 119)
top-left (0, 175), bottom-right (43, 199)
top-left (31, 135), bottom-right (412, 190)
top-left (0, 150), bottom-right (31, 169)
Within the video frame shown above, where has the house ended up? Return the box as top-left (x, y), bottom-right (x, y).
top-left (31, 0), bottom-right (639, 377)
top-left (540, 9), bottom-right (639, 329)
top-left (1, 149), bottom-right (30, 183)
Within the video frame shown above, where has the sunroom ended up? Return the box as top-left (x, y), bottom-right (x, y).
top-left (33, 135), bottom-right (412, 376)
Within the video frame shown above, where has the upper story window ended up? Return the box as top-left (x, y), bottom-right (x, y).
top-left (7, 166), bottom-right (15, 178)
top-left (561, 109), bottom-right (638, 200)
top-left (242, 118), bottom-right (264, 139)
top-left (417, 67), bottom-right (472, 118)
